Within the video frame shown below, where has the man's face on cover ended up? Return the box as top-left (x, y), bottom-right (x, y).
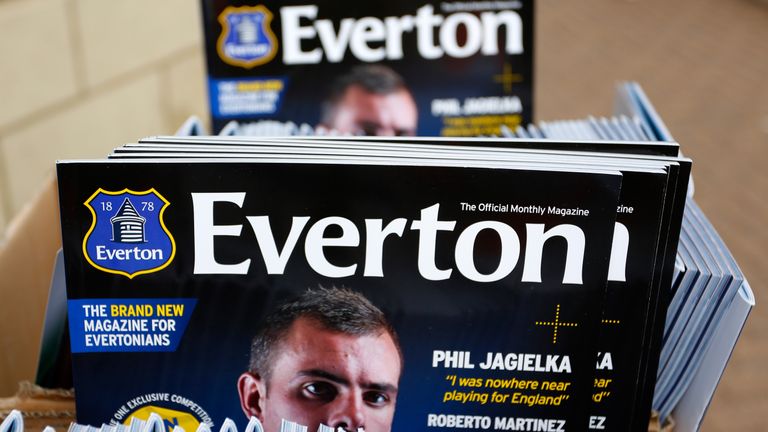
top-left (238, 317), bottom-right (401, 432)
top-left (324, 84), bottom-right (418, 136)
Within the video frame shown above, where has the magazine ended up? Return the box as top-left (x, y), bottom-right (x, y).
top-left (58, 153), bottom-right (624, 432)
top-left (200, 0), bottom-right (534, 135)
top-left (120, 137), bottom-right (689, 432)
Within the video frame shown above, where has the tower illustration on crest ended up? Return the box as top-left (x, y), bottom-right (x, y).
top-left (110, 198), bottom-right (146, 243)
top-left (236, 15), bottom-right (258, 44)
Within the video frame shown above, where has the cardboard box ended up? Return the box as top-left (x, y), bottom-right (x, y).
top-left (0, 381), bottom-right (75, 431)
top-left (0, 177), bottom-right (61, 397)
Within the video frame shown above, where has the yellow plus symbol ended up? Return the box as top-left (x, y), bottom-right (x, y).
top-left (493, 63), bottom-right (522, 93)
top-left (535, 304), bottom-right (578, 344)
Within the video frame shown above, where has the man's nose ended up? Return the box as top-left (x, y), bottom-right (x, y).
top-left (327, 392), bottom-right (365, 431)
top-left (374, 125), bottom-right (396, 136)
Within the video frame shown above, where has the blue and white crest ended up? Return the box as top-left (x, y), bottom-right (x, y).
top-left (82, 189), bottom-right (175, 279)
top-left (217, 5), bottom-right (277, 69)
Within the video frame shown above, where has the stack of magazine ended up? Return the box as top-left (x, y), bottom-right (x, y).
top-left (47, 83), bottom-right (752, 432)
top-left (58, 126), bottom-right (689, 432)
top-left (654, 199), bottom-right (752, 431)
top-left (509, 83), bottom-right (752, 431)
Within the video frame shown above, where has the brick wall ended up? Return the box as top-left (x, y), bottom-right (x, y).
top-left (0, 0), bottom-right (208, 237)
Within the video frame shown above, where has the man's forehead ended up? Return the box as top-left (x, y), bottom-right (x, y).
top-left (273, 317), bottom-right (401, 374)
top-left (280, 317), bottom-right (386, 350)
top-left (343, 85), bottom-right (411, 105)
top-left (343, 87), bottom-right (415, 124)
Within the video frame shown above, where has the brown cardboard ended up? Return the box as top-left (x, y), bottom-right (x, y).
top-left (0, 177), bottom-right (61, 397)
top-left (0, 381), bottom-right (75, 431)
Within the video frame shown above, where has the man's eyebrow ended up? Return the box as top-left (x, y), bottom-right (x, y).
top-left (363, 382), bottom-right (398, 394)
top-left (298, 369), bottom-right (398, 393)
top-left (298, 369), bottom-right (350, 386)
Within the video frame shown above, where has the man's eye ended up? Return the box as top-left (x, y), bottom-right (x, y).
top-left (363, 391), bottom-right (389, 407)
top-left (302, 382), bottom-right (337, 401)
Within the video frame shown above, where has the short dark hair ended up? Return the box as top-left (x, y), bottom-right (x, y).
top-left (248, 287), bottom-right (402, 380)
top-left (320, 65), bottom-right (411, 125)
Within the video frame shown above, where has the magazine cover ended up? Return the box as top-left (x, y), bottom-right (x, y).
top-left (58, 159), bottom-right (620, 432)
top-left (630, 162), bottom-right (689, 432)
top-left (588, 170), bottom-right (669, 431)
top-left (200, 0), bottom-right (534, 135)
top-left (112, 138), bottom-right (687, 431)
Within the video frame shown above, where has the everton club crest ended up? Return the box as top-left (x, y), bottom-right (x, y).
top-left (217, 5), bottom-right (277, 69)
top-left (82, 189), bottom-right (176, 279)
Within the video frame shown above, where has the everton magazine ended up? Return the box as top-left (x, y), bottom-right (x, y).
top-left (119, 136), bottom-right (689, 432)
top-left (56, 137), bottom-right (690, 432)
top-left (200, 0), bottom-right (534, 135)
